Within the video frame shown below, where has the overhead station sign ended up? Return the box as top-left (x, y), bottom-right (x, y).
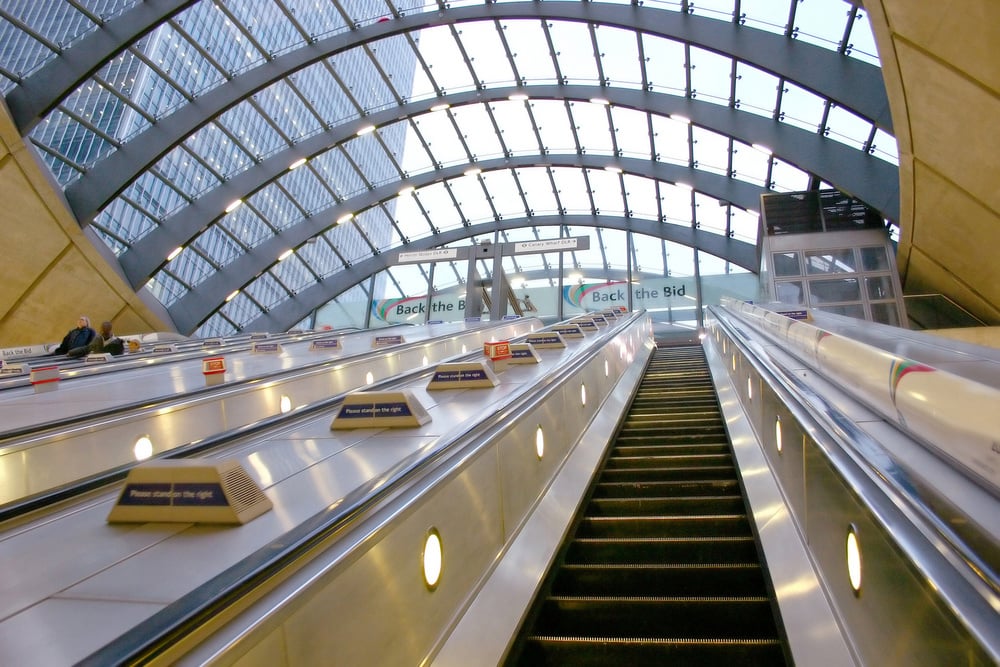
top-left (397, 248), bottom-right (460, 263)
top-left (513, 238), bottom-right (580, 254)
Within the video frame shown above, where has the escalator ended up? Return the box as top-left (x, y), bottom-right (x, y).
top-left (506, 344), bottom-right (789, 666)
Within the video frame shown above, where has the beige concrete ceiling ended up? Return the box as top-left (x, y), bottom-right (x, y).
top-left (866, 1), bottom-right (1000, 324)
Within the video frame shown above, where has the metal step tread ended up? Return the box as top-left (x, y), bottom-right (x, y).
top-left (522, 636), bottom-right (782, 647)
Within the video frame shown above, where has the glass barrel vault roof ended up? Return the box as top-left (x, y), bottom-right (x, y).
top-left (0, 0), bottom-right (897, 335)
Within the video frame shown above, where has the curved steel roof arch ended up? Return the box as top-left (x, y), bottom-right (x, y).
top-left (163, 155), bottom-right (765, 332)
top-left (61, 2), bottom-right (890, 226)
top-left (238, 214), bottom-right (756, 334)
top-left (121, 82), bottom-right (898, 290)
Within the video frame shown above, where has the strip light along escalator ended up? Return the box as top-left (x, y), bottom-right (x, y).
top-left (506, 345), bottom-right (789, 666)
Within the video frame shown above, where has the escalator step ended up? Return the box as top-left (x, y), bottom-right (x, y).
top-left (613, 444), bottom-right (730, 457)
top-left (533, 596), bottom-right (779, 638)
top-left (592, 479), bottom-right (740, 498)
top-left (576, 514), bottom-right (751, 539)
top-left (553, 563), bottom-right (769, 597)
top-left (566, 535), bottom-right (759, 564)
top-left (605, 453), bottom-right (733, 469)
top-left (598, 466), bottom-right (736, 483)
top-left (586, 495), bottom-right (746, 516)
top-left (516, 635), bottom-right (785, 667)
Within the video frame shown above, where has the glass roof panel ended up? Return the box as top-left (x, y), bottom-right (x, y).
top-left (342, 132), bottom-right (400, 188)
top-left (518, 167), bottom-right (559, 216)
top-left (688, 0), bottom-right (736, 21)
top-left (153, 22), bottom-right (227, 95)
top-left (651, 114), bottom-right (691, 166)
top-left (689, 46), bottom-right (734, 107)
top-left (825, 105), bottom-right (872, 154)
top-left (221, 0), bottom-right (305, 59)
top-left (769, 157), bottom-right (811, 192)
top-left (735, 62), bottom-right (779, 118)
top-left (409, 182), bottom-right (464, 232)
top-left (641, 33), bottom-right (688, 96)
top-left (695, 191), bottom-right (727, 236)
top-left (454, 21), bottom-right (516, 88)
top-left (280, 0), bottom-right (353, 39)
top-left (311, 146), bottom-right (366, 201)
top-left (595, 25), bottom-right (643, 90)
top-left (244, 272), bottom-right (288, 311)
top-left (489, 100), bottom-right (541, 156)
top-left (249, 184), bottom-right (302, 231)
top-left (194, 225), bottom-right (242, 267)
top-left (482, 170), bottom-right (527, 221)
top-left (779, 81), bottom-right (826, 132)
top-left (254, 79), bottom-right (323, 142)
top-left (792, 0), bottom-right (850, 52)
top-left (326, 220), bottom-right (370, 264)
top-left (271, 254), bottom-right (313, 294)
top-left (731, 140), bottom-right (769, 187)
top-left (220, 205), bottom-right (274, 248)
top-left (550, 21), bottom-right (600, 85)
top-left (846, 8), bottom-right (880, 67)
top-left (122, 171), bottom-right (185, 219)
top-left (735, 0), bottom-right (790, 36)
top-left (409, 110), bottom-right (468, 166)
top-left (502, 20), bottom-right (558, 85)
top-left (871, 128), bottom-right (898, 167)
top-left (691, 126), bottom-right (730, 177)
top-left (623, 174), bottom-right (658, 220)
top-left (571, 101), bottom-right (613, 156)
top-left (448, 172), bottom-right (494, 224)
top-left (660, 183), bottom-right (693, 226)
top-left (730, 206), bottom-right (760, 244)
top-left (550, 168), bottom-right (592, 215)
top-left (533, 102), bottom-right (576, 155)
top-left (93, 198), bottom-right (155, 247)
top-left (589, 169), bottom-right (625, 216)
top-left (451, 105), bottom-right (507, 160)
top-left (279, 166), bottom-right (337, 216)
top-left (415, 24), bottom-right (477, 94)
top-left (612, 106), bottom-right (653, 160)
top-left (298, 238), bottom-right (344, 278)
top-left (154, 146), bottom-right (221, 200)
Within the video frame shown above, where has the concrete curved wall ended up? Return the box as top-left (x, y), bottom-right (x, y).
top-left (866, 1), bottom-right (1000, 324)
top-left (0, 105), bottom-right (171, 348)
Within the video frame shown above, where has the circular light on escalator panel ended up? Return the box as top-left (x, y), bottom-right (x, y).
top-left (747, 376), bottom-right (753, 401)
top-left (462, 345), bottom-right (468, 354)
top-left (775, 417), bottom-right (783, 454)
top-left (535, 426), bottom-right (545, 459)
top-left (280, 395), bottom-right (292, 414)
top-left (422, 528), bottom-right (443, 591)
top-left (133, 436), bottom-right (153, 461)
top-left (846, 525), bottom-right (863, 595)
top-left (604, 359), bottom-right (609, 377)
top-left (580, 383), bottom-right (587, 407)
top-left (422, 355), bottom-right (429, 367)
top-left (365, 371), bottom-right (374, 385)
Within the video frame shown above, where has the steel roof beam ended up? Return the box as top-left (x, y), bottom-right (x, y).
top-left (164, 153), bottom-right (761, 332)
top-left (121, 82), bottom-right (897, 289)
top-left (65, 2), bottom-right (890, 225)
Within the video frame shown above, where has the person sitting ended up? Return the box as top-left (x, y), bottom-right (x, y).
top-left (50, 316), bottom-right (97, 356)
top-left (68, 320), bottom-right (124, 358)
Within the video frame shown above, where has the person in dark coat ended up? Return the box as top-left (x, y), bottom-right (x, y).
top-left (50, 316), bottom-right (97, 356)
top-left (68, 320), bottom-right (124, 358)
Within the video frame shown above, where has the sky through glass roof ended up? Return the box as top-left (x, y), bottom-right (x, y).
top-left (0, 0), bottom-right (895, 335)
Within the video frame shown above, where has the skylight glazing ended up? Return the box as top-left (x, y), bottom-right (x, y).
top-left (0, 0), bottom-right (894, 335)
